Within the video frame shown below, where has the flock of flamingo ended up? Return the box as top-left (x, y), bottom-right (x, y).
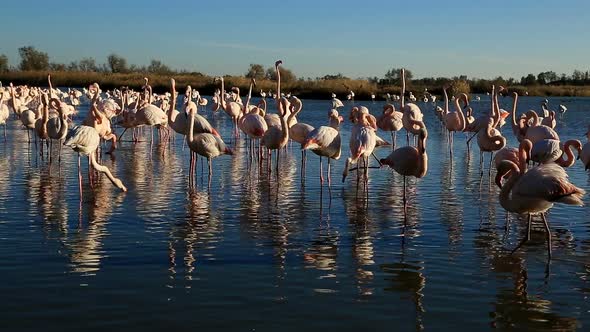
top-left (1, 60), bottom-right (589, 260)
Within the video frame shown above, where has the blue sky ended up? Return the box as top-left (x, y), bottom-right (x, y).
top-left (1, 0), bottom-right (588, 79)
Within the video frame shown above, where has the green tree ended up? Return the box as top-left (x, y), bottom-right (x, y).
top-left (147, 59), bottom-right (173, 74)
top-left (49, 63), bottom-right (66, 71)
top-left (107, 53), bottom-right (128, 73)
top-left (0, 54), bottom-right (8, 72)
top-left (245, 64), bottom-right (265, 80)
top-left (383, 68), bottom-right (413, 85)
top-left (18, 46), bottom-right (49, 71)
top-left (78, 57), bottom-right (97, 72)
top-left (520, 74), bottom-right (537, 86)
top-left (265, 66), bottom-right (296, 82)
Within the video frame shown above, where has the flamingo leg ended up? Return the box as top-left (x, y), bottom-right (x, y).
top-left (391, 131), bottom-right (395, 150)
top-left (319, 156), bottom-right (324, 184)
top-left (541, 213), bottom-right (552, 259)
top-left (78, 153), bottom-right (83, 201)
top-left (208, 158), bottom-right (212, 188)
top-left (488, 152), bottom-right (494, 178)
top-left (327, 158), bottom-right (331, 186)
top-left (512, 213), bottom-right (532, 255)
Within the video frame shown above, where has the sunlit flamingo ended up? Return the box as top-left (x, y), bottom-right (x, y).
top-left (328, 109), bottom-right (344, 130)
top-left (376, 104), bottom-right (403, 150)
top-left (46, 97), bottom-right (69, 162)
top-left (477, 87), bottom-right (506, 176)
top-left (443, 88), bottom-right (467, 158)
top-left (342, 112), bottom-right (377, 184)
top-left (495, 160), bottom-right (585, 258)
top-left (261, 60), bottom-right (290, 172)
top-left (215, 76), bottom-right (242, 137)
top-left (0, 90), bottom-right (9, 140)
top-left (493, 139), bottom-right (532, 171)
top-left (82, 83), bottom-right (118, 154)
top-left (302, 124), bottom-right (341, 185)
top-left (64, 125), bottom-right (127, 200)
top-left (185, 102), bottom-right (233, 186)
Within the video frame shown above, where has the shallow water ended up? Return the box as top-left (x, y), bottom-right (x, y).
top-left (1, 94), bottom-right (590, 331)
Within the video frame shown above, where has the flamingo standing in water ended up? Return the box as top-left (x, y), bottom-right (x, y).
top-left (580, 126), bottom-right (590, 170)
top-left (376, 103), bottom-right (403, 150)
top-left (443, 87), bottom-right (467, 159)
top-left (215, 76), bottom-right (242, 138)
top-left (82, 83), bottom-right (118, 154)
top-left (64, 125), bottom-right (127, 200)
top-left (185, 100), bottom-right (233, 187)
top-left (342, 112), bottom-right (377, 184)
top-left (302, 120), bottom-right (341, 185)
top-left (239, 79), bottom-right (268, 161)
top-left (261, 60), bottom-right (290, 173)
top-left (0, 90), bottom-right (9, 140)
top-left (495, 160), bottom-right (585, 258)
top-left (380, 124), bottom-right (428, 208)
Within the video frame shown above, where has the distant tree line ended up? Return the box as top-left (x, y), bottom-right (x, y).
top-left (2, 46), bottom-right (590, 93)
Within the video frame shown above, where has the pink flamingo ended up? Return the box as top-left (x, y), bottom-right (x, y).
top-left (495, 160), bottom-right (585, 258)
top-left (380, 124), bottom-right (428, 207)
top-left (261, 60), bottom-right (290, 173)
top-left (64, 125), bottom-right (127, 200)
top-left (342, 112), bottom-right (377, 184)
top-left (530, 139), bottom-right (581, 167)
top-left (215, 76), bottom-right (242, 137)
top-left (302, 124), bottom-right (341, 185)
top-left (581, 126), bottom-right (590, 170)
top-left (443, 87), bottom-right (466, 158)
top-left (82, 83), bottom-right (118, 154)
top-left (376, 103), bottom-right (403, 150)
top-left (186, 100), bottom-right (233, 186)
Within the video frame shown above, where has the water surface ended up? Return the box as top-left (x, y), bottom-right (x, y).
top-left (1, 94), bottom-right (590, 331)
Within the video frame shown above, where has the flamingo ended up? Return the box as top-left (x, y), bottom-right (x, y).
top-left (46, 97), bottom-right (69, 162)
top-left (342, 112), bottom-right (377, 184)
top-left (0, 90), bottom-right (9, 140)
top-left (443, 87), bottom-right (467, 158)
top-left (493, 139), bottom-right (532, 171)
top-left (64, 125), bottom-right (127, 200)
top-left (215, 76), bottom-right (242, 137)
top-left (524, 110), bottom-right (559, 143)
top-left (302, 124), bottom-right (341, 185)
top-left (328, 109), bottom-right (344, 131)
top-left (82, 83), bottom-right (118, 154)
top-left (376, 104), bottom-right (403, 150)
top-left (475, 86), bottom-right (506, 177)
top-left (541, 111), bottom-right (556, 129)
top-left (495, 160), bottom-right (585, 258)
top-left (185, 102), bottom-right (233, 186)
top-left (380, 124), bottom-right (428, 207)
top-left (261, 60), bottom-right (290, 172)
top-left (332, 93), bottom-right (344, 109)
top-left (288, 101), bottom-right (314, 174)
top-left (135, 83), bottom-right (169, 145)
top-left (400, 69), bottom-right (424, 145)
top-left (558, 104), bottom-right (567, 117)
top-left (239, 78), bottom-right (268, 160)
top-left (578, 126), bottom-right (590, 172)
top-left (530, 139), bottom-right (581, 167)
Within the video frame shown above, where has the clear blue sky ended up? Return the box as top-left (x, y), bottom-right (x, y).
top-left (1, 0), bottom-right (588, 79)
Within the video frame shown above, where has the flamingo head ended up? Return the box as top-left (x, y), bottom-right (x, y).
top-left (275, 60), bottom-right (283, 68)
top-left (495, 160), bottom-right (517, 189)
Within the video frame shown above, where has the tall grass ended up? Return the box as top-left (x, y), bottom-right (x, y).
top-left (2, 71), bottom-right (590, 98)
